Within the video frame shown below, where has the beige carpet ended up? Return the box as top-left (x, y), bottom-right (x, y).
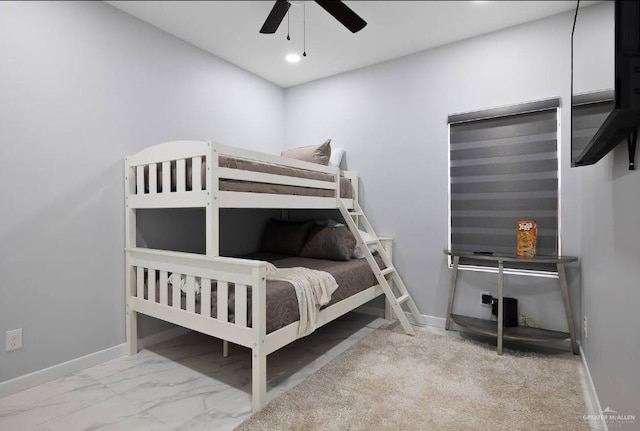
top-left (236, 325), bottom-right (589, 431)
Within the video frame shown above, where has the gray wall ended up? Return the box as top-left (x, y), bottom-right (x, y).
top-left (580, 148), bottom-right (640, 420)
top-left (284, 8), bottom-right (586, 332)
top-left (285, 0), bottom-right (640, 418)
top-left (0, 1), bottom-right (284, 382)
top-left (572, 4), bottom-right (640, 419)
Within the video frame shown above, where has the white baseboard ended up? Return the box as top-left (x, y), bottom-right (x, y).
top-left (404, 311), bottom-right (447, 329)
top-left (579, 342), bottom-right (608, 431)
top-left (0, 343), bottom-right (126, 399)
top-left (415, 313), bottom-right (446, 329)
top-left (0, 326), bottom-right (191, 400)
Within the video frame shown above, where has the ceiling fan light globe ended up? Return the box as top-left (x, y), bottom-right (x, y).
top-left (285, 53), bottom-right (301, 63)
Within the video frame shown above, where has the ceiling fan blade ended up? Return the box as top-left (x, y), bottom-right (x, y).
top-left (260, 0), bottom-right (291, 34)
top-left (315, 0), bottom-right (367, 33)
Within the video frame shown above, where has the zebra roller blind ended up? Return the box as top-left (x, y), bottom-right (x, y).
top-left (448, 99), bottom-right (560, 269)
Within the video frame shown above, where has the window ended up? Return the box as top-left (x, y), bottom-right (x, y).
top-left (448, 98), bottom-right (560, 273)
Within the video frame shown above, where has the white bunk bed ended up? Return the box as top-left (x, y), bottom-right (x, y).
top-left (124, 141), bottom-right (423, 412)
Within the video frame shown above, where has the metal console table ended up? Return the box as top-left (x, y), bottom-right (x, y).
top-left (444, 250), bottom-right (579, 355)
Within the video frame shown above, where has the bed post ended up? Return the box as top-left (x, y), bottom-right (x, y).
top-left (124, 158), bottom-right (138, 355)
top-left (206, 142), bottom-right (220, 257)
top-left (251, 265), bottom-right (268, 412)
top-left (343, 170), bottom-right (359, 203)
top-left (207, 142), bottom-right (226, 355)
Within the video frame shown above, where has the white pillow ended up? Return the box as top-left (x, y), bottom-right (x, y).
top-left (353, 229), bottom-right (378, 259)
top-left (325, 218), bottom-right (344, 228)
top-left (328, 147), bottom-right (346, 167)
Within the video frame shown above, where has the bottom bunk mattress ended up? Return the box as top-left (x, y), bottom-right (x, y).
top-left (148, 253), bottom-right (384, 334)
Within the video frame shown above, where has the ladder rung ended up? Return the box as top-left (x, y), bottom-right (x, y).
top-left (396, 294), bottom-right (410, 305)
top-left (380, 267), bottom-right (395, 276)
top-left (338, 200), bottom-right (424, 332)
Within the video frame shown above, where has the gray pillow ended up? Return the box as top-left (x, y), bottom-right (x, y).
top-left (300, 225), bottom-right (356, 261)
top-left (281, 139), bottom-right (332, 165)
top-left (261, 219), bottom-right (312, 256)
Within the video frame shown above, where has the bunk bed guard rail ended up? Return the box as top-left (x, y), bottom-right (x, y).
top-left (124, 141), bottom-right (358, 210)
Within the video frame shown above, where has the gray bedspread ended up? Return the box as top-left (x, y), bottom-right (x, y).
top-left (218, 156), bottom-right (353, 198)
top-left (151, 253), bottom-right (383, 334)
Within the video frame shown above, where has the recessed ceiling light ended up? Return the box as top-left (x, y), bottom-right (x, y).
top-left (285, 54), bottom-right (301, 63)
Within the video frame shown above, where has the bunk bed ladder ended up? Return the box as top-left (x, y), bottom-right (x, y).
top-left (338, 201), bottom-right (425, 335)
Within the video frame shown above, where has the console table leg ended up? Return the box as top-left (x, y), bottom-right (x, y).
top-left (557, 263), bottom-right (579, 354)
top-left (497, 260), bottom-right (504, 355)
top-left (445, 256), bottom-right (460, 330)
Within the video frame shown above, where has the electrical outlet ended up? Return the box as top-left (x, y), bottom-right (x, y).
top-left (6, 329), bottom-right (22, 352)
top-left (583, 316), bottom-right (588, 339)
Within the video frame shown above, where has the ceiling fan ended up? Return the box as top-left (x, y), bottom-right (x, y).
top-left (259, 0), bottom-right (367, 34)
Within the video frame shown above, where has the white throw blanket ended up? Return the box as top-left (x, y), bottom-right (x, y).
top-left (168, 273), bottom-right (202, 294)
top-left (166, 265), bottom-right (338, 337)
top-left (265, 263), bottom-right (339, 337)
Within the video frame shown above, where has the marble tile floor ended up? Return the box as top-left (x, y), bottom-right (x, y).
top-left (0, 312), bottom-right (392, 431)
top-left (0, 312), bottom-right (581, 431)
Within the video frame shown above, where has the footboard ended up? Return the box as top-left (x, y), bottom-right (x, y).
top-left (126, 247), bottom-right (267, 351)
top-left (125, 247), bottom-right (269, 410)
